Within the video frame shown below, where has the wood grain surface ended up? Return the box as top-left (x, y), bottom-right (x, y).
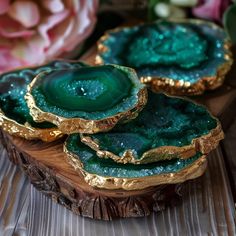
top-left (27, 148), bottom-right (235, 236)
top-left (0, 146), bottom-right (29, 236)
top-left (0, 142), bottom-right (235, 235)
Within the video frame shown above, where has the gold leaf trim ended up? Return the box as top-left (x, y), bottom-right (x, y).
top-left (0, 110), bottom-right (62, 142)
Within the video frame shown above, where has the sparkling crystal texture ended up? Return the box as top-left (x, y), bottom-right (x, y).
top-left (99, 20), bottom-right (229, 84)
top-left (0, 61), bottom-right (84, 128)
top-left (88, 93), bottom-right (217, 160)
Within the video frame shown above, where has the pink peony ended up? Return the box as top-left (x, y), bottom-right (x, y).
top-left (192, 0), bottom-right (231, 22)
top-left (0, 0), bottom-right (98, 73)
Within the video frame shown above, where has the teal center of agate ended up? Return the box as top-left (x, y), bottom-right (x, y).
top-left (66, 80), bottom-right (106, 99)
top-left (89, 93), bottom-right (217, 160)
top-left (127, 25), bottom-right (208, 69)
top-left (32, 65), bottom-right (143, 119)
top-left (0, 61), bottom-right (85, 128)
top-left (66, 134), bottom-right (202, 178)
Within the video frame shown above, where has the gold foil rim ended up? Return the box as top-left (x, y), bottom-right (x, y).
top-left (64, 142), bottom-right (207, 191)
top-left (0, 110), bottom-right (63, 142)
top-left (96, 18), bottom-right (233, 96)
top-left (25, 65), bottom-right (148, 134)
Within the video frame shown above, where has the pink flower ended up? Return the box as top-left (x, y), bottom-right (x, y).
top-left (0, 0), bottom-right (98, 73)
top-left (192, 0), bottom-right (231, 22)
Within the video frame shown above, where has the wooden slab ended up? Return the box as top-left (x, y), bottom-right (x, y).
top-left (26, 148), bottom-right (236, 235)
top-left (1, 132), bottom-right (235, 234)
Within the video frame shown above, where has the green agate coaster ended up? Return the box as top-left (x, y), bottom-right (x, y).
top-left (0, 60), bottom-right (84, 141)
top-left (81, 92), bottom-right (223, 164)
top-left (97, 19), bottom-right (232, 95)
top-left (26, 64), bottom-right (147, 134)
top-left (64, 134), bottom-right (207, 190)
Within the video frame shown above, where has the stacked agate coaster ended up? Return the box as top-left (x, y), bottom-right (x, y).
top-left (0, 60), bottom-right (86, 141)
top-left (20, 61), bottom-right (222, 191)
top-left (64, 92), bottom-right (223, 190)
top-left (96, 19), bottom-right (233, 95)
top-left (25, 64), bottom-right (147, 134)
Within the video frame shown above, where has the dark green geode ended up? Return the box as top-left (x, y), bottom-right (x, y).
top-left (85, 92), bottom-right (217, 161)
top-left (66, 133), bottom-right (202, 178)
top-left (0, 60), bottom-right (85, 128)
top-left (99, 20), bottom-right (230, 84)
top-left (31, 65), bottom-right (145, 120)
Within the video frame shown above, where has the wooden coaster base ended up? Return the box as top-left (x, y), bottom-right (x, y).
top-left (0, 130), bottom-right (182, 220)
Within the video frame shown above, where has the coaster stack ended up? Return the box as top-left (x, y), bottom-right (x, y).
top-left (0, 19), bottom-right (232, 220)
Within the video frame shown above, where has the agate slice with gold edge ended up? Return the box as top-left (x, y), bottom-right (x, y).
top-left (64, 134), bottom-right (207, 190)
top-left (25, 64), bottom-right (147, 134)
top-left (81, 92), bottom-right (223, 164)
top-left (0, 60), bottom-right (83, 141)
top-left (96, 19), bottom-right (232, 95)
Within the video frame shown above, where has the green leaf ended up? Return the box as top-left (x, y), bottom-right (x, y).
top-left (223, 4), bottom-right (236, 45)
